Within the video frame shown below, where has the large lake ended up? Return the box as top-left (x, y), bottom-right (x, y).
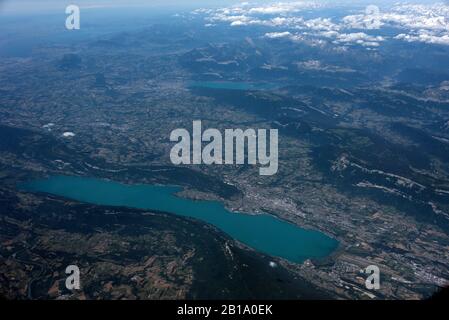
top-left (189, 81), bottom-right (278, 91)
top-left (21, 175), bottom-right (338, 263)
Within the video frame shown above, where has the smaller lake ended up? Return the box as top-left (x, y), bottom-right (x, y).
top-left (189, 81), bottom-right (278, 91)
top-left (21, 176), bottom-right (338, 263)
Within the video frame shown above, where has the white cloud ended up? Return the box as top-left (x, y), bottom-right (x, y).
top-left (342, 3), bottom-right (449, 31)
top-left (62, 132), bottom-right (75, 138)
top-left (342, 3), bottom-right (449, 46)
top-left (264, 31), bottom-right (292, 39)
top-left (264, 31), bottom-right (304, 42)
top-left (332, 32), bottom-right (384, 47)
top-left (201, 1), bottom-right (322, 27)
top-left (195, 1), bottom-right (449, 47)
top-left (335, 32), bottom-right (384, 43)
top-left (395, 30), bottom-right (449, 46)
top-left (387, 3), bottom-right (449, 31)
top-left (303, 17), bottom-right (340, 31)
top-left (247, 1), bottom-right (319, 15)
top-left (342, 13), bottom-right (383, 30)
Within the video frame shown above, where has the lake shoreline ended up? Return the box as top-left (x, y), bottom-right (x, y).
top-left (20, 175), bottom-right (339, 264)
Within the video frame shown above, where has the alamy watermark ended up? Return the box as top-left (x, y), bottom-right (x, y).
top-left (65, 264), bottom-right (81, 290)
top-left (169, 120), bottom-right (278, 176)
top-left (65, 4), bottom-right (80, 30)
top-left (365, 5), bottom-right (381, 30)
top-left (363, 265), bottom-right (380, 290)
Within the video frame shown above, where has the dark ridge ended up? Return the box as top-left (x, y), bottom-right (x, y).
top-left (428, 286), bottom-right (449, 301)
top-left (0, 125), bottom-right (241, 200)
top-left (0, 188), bottom-right (332, 300)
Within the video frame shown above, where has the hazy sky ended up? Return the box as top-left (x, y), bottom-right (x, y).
top-left (1, 0), bottom-right (445, 14)
top-left (0, 0), bottom-right (446, 15)
top-left (0, 0), bottom-right (238, 14)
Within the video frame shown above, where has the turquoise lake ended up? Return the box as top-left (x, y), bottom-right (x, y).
top-left (21, 175), bottom-right (338, 263)
top-left (189, 81), bottom-right (278, 91)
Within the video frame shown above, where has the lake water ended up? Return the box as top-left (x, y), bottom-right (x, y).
top-left (189, 81), bottom-right (278, 91)
top-left (21, 175), bottom-right (338, 263)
